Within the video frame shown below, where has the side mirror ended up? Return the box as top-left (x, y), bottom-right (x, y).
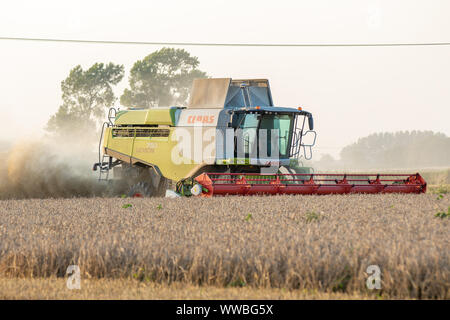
top-left (308, 115), bottom-right (314, 130)
top-left (301, 130), bottom-right (317, 146)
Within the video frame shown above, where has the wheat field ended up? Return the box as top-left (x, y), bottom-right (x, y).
top-left (0, 278), bottom-right (376, 300)
top-left (0, 194), bottom-right (448, 299)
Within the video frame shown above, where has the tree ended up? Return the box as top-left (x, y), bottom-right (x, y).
top-left (47, 62), bottom-right (124, 137)
top-left (120, 48), bottom-right (207, 108)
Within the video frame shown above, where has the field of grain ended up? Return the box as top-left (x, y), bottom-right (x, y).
top-left (0, 278), bottom-right (375, 300)
top-left (0, 194), bottom-right (448, 299)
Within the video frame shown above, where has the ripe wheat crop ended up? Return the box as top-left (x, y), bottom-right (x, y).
top-left (0, 194), bottom-right (448, 299)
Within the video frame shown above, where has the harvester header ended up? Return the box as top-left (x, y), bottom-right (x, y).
top-left (194, 172), bottom-right (427, 197)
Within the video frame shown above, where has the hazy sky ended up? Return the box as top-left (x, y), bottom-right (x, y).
top-left (1, 0), bottom-right (449, 158)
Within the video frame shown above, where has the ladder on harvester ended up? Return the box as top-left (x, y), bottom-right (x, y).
top-left (94, 107), bottom-right (117, 181)
top-left (98, 153), bottom-right (112, 181)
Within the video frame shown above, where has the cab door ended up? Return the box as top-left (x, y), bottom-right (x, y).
top-left (259, 114), bottom-right (294, 160)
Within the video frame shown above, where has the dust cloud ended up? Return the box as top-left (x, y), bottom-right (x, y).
top-left (0, 136), bottom-right (109, 199)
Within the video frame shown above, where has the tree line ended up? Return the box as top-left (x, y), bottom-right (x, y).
top-left (316, 131), bottom-right (450, 169)
top-left (47, 47), bottom-right (207, 137)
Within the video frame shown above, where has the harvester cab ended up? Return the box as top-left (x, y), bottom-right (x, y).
top-left (187, 78), bottom-right (317, 169)
top-left (94, 78), bottom-right (426, 197)
top-left (227, 105), bottom-right (316, 161)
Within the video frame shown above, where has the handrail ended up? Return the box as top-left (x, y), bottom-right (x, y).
top-left (98, 122), bottom-right (109, 165)
top-left (98, 107), bottom-right (117, 165)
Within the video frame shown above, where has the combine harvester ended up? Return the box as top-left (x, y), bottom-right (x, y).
top-left (93, 78), bottom-right (426, 197)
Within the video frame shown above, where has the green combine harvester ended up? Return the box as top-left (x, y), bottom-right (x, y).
top-left (93, 78), bottom-right (426, 197)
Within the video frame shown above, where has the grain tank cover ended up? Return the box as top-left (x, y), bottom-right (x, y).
top-left (188, 78), bottom-right (231, 109)
top-left (187, 78), bottom-right (274, 109)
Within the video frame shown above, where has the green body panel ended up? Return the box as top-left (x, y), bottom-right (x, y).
top-left (104, 126), bottom-right (204, 181)
top-left (114, 108), bottom-right (177, 126)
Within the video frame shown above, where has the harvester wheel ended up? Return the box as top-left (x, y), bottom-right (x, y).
top-left (128, 182), bottom-right (153, 198)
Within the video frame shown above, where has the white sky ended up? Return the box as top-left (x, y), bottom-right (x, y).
top-left (0, 0), bottom-right (449, 158)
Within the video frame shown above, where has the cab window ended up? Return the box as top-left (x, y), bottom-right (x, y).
top-left (260, 114), bottom-right (293, 158)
